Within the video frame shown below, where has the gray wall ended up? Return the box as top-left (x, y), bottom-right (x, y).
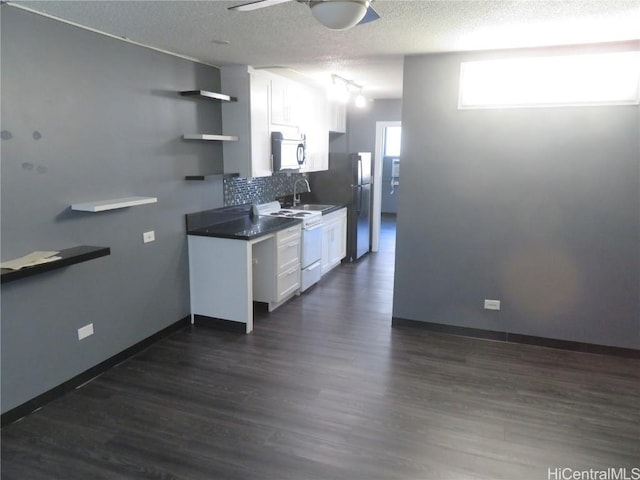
top-left (1, 7), bottom-right (225, 412)
top-left (347, 99), bottom-right (402, 154)
top-left (329, 99), bottom-right (403, 155)
top-left (394, 47), bottom-right (640, 349)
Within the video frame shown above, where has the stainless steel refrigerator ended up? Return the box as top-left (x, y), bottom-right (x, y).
top-left (308, 152), bottom-right (372, 262)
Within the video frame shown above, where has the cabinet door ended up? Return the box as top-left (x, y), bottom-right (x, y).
top-left (301, 87), bottom-right (329, 172)
top-left (277, 265), bottom-right (300, 301)
top-left (310, 128), bottom-right (329, 172)
top-left (321, 222), bottom-right (332, 275)
top-left (271, 77), bottom-right (302, 128)
top-left (276, 225), bottom-right (301, 299)
top-left (250, 71), bottom-right (272, 177)
top-left (321, 209), bottom-right (347, 276)
top-left (252, 236), bottom-right (277, 303)
top-left (270, 78), bottom-right (286, 126)
top-left (328, 100), bottom-right (346, 133)
top-left (328, 222), bottom-right (341, 268)
top-left (336, 208), bottom-right (347, 260)
top-left (221, 66), bottom-right (272, 178)
top-left (286, 82), bottom-right (301, 127)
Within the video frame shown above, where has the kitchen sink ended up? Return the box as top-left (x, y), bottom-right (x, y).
top-left (296, 204), bottom-right (335, 212)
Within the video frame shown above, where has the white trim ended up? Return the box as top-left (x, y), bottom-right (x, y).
top-left (5, 2), bottom-right (220, 69)
top-left (372, 121), bottom-right (401, 252)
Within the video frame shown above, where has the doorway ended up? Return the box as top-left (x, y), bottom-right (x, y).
top-left (372, 121), bottom-right (401, 252)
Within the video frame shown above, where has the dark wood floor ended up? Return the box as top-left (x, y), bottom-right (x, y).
top-left (2, 215), bottom-right (639, 479)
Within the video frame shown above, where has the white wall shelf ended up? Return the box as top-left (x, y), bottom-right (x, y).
top-left (71, 196), bottom-right (158, 212)
top-left (179, 90), bottom-right (237, 102)
top-left (182, 134), bottom-right (238, 142)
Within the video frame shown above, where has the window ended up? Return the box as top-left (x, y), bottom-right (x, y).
top-left (458, 51), bottom-right (640, 109)
top-left (384, 126), bottom-right (402, 156)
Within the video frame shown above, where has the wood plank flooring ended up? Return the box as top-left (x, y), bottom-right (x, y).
top-left (2, 215), bottom-right (639, 479)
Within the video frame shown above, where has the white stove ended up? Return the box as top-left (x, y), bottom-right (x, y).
top-left (256, 201), bottom-right (323, 292)
top-left (255, 202), bottom-right (323, 228)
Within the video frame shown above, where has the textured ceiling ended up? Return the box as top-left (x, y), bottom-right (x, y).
top-left (9, 0), bottom-right (640, 99)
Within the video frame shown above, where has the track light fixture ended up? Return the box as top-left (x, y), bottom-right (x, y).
top-left (330, 74), bottom-right (367, 108)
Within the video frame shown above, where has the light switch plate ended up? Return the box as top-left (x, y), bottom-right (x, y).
top-left (143, 230), bottom-right (155, 243)
top-left (78, 323), bottom-right (94, 340)
top-left (484, 299), bottom-right (501, 311)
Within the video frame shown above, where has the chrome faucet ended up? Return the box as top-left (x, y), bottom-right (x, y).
top-left (293, 177), bottom-right (311, 207)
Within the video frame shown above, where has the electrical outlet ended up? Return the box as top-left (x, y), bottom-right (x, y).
top-left (78, 323), bottom-right (94, 340)
top-left (143, 230), bottom-right (155, 243)
top-left (484, 299), bottom-right (501, 311)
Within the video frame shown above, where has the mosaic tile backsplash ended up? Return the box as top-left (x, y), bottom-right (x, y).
top-left (223, 173), bottom-right (309, 206)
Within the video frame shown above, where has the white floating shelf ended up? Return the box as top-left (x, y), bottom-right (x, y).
top-left (71, 196), bottom-right (158, 212)
top-left (179, 90), bottom-right (237, 102)
top-left (183, 134), bottom-right (238, 142)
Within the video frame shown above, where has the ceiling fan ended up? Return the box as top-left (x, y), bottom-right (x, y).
top-left (228, 0), bottom-right (380, 31)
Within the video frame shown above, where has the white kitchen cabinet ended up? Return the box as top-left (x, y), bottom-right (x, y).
top-left (321, 208), bottom-right (347, 275)
top-left (300, 85), bottom-right (329, 173)
top-left (253, 224), bottom-right (301, 310)
top-left (328, 100), bottom-right (347, 133)
top-left (268, 72), bottom-right (329, 172)
top-left (220, 66), bottom-right (272, 178)
top-left (220, 65), bottom-right (331, 177)
top-left (270, 75), bottom-right (302, 128)
top-left (188, 234), bottom-right (261, 334)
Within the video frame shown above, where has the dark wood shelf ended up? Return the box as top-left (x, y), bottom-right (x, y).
top-left (179, 90), bottom-right (237, 102)
top-left (1, 246), bottom-right (111, 284)
top-left (185, 173), bottom-right (239, 181)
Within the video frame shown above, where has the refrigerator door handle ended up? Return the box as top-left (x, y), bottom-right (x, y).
top-left (358, 157), bottom-right (363, 185)
top-left (352, 184), bottom-right (362, 214)
top-left (351, 184), bottom-right (362, 213)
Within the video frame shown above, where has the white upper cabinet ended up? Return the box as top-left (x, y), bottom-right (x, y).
top-left (300, 85), bottom-right (329, 173)
top-left (270, 76), bottom-right (303, 128)
top-left (327, 100), bottom-right (347, 133)
top-left (220, 66), bottom-right (272, 178)
top-left (221, 66), bottom-right (332, 178)
top-left (268, 72), bottom-right (330, 173)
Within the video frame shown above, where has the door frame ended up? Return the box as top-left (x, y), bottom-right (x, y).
top-left (372, 120), bottom-right (401, 252)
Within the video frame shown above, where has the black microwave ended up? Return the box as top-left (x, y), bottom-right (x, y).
top-left (271, 131), bottom-right (306, 172)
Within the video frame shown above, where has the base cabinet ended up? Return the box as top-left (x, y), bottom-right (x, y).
top-left (188, 235), bottom-right (255, 333)
top-left (253, 224), bottom-right (301, 310)
top-left (321, 208), bottom-right (347, 276)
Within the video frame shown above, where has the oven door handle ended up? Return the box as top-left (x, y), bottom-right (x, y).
top-left (304, 223), bottom-right (323, 232)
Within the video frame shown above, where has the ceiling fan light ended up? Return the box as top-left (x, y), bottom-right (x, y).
top-left (310, 1), bottom-right (368, 30)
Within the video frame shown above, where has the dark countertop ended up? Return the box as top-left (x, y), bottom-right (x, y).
top-left (186, 205), bottom-right (301, 240)
top-left (321, 204), bottom-right (347, 215)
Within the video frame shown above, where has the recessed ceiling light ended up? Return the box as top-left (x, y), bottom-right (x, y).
top-left (211, 39), bottom-right (231, 46)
